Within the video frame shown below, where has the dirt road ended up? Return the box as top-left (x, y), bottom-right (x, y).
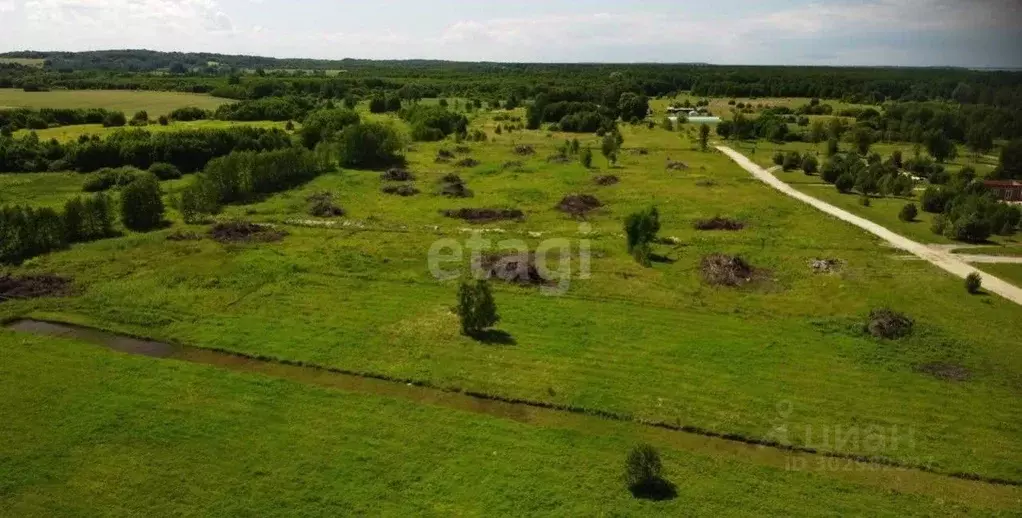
top-left (717, 145), bottom-right (1022, 306)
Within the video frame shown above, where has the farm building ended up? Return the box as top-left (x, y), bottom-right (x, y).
top-left (983, 180), bottom-right (1022, 202)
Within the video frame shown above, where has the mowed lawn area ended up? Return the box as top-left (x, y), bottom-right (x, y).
top-left (3, 332), bottom-right (1010, 516)
top-left (3, 110), bottom-right (1020, 486)
top-left (0, 88), bottom-right (233, 116)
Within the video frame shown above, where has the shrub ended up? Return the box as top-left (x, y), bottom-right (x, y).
top-left (101, 112), bottom-right (127, 127)
top-left (300, 108), bottom-right (360, 148)
top-left (168, 107), bottom-right (209, 122)
top-left (119, 173), bottom-right (165, 231)
top-left (866, 308), bottom-right (913, 339)
top-left (947, 213), bottom-right (991, 243)
top-left (899, 203), bottom-right (918, 222)
top-left (801, 154), bottom-right (818, 175)
top-left (965, 272), bottom-right (982, 294)
top-left (456, 279), bottom-right (500, 336)
top-left (772, 152), bottom-right (785, 166)
top-left (336, 122), bottom-right (403, 169)
top-left (782, 151), bottom-right (801, 171)
top-left (0, 205), bottom-right (67, 265)
top-left (920, 186), bottom-right (950, 213)
top-left (157, 115), bottom-right (169, 126)
top-left (625, 207), bottom-right (661, 266)
top-left (581, 147), bottom-right (593, 168)
top-left (624, 444), bottom-right (664, 493)
top-left (931, 214), bottom-right (948, 235)
top-left (835, 173), bottom-right (855, 193)
top-left (148, 162), bottom-right (182, 180)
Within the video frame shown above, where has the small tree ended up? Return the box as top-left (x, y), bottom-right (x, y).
top-left (826, 137), bottom-right (839, 157)
top-left (625, 207), bottom-right (661, 266)
top-left (782, 151), bottom-right (801, 171)
top-left (62, 197), bottom-right (87, 243)
top-left (157, 115), bottom-right (169, 126)
top-left (835, 173), bottom-right (855, 193)
top-left (119, 173), bottom-right (164, 231)
top-left (601, 133), bottom-right (620, 166)
top-left (457, 279), bottom-right (500, 336)
top-left (698, 123), bottom-right (710, 151)
top-left (899, 203), bottom-right (918, 222)
top-left (625, 444), bottom-right (664, 494)
top-left (581, 146), bottom-right (593, 168)
top-left (965, 272), bottom-right (982, 294)
top-left (772, 152), bottom-right (785, 166)
top-left (801, 154), bottom-right (818, 175)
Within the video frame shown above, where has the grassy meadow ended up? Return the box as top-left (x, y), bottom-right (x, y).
top-left (1, 102), bottom-right (1021, 513)
top-left (0, 88), bottom-right (233, 116)
top-left (13, 119), bottom-right (292, 143)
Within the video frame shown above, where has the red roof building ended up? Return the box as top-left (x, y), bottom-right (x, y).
top-left (984, 180), bottom-right (1022, 202)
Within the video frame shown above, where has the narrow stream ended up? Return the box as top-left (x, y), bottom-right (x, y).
top-left (5, 318), bottom-right (1020, 507)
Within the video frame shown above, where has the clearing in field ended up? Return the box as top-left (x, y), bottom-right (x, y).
top-left (0, 88), bottom-right (233, 116)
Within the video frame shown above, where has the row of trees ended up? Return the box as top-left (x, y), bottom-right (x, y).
top-left (0, 126), bottom-right (293, 173)
top-left (0, 193), bottom-right (116, 264)
top-left (0, 107), bottom-right (123, 132)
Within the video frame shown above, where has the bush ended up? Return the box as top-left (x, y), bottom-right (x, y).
top-left (119, 173), bottom-right (165, 231)
top-left (899, 203), bottom-right (918, 222)
top-left (931, 214), bottom-right (948, 235)
top-left (624, 444), bottom-right (666, 496)
top-left (782, 151), bottom-right (801, 171)
top-left (866, 308), bottom-right (913, 339)
top-left (148, 162), bottom-right (182, 180)
top-left (835, 173), bottom-right (855, 193)
top-left (772, 152), bottom-right (784, 166)
top-left (965, 272), bottom-right (982, 294)
top-left (625, 207), bottom-right (661, 266)
top-left (63, 193), bottom-right (115, 243)
top-left (168, 107), bottom-right (209, 122)
top-left (581, 147), bottom-right (593, 168)
top-left (300, 108), bottom-right (360, 148)
top-left (101, 112), bottom-right (127, 127)
top-left (947, 213), bottom-right (991, 243)
top-left (456, 279), bottom-right (500, 336)
top-left (157, 115), bottom-right (169, 126)
top-left (0, 205), bottom-right (67, 265)
top-left (336, 122), bottom-right (403, 169)
top-left (801, 154), bottom-right (818, 175)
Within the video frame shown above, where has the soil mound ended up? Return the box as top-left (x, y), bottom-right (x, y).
top-left (865, 308), bottom-right (913, 339)
top-left (810, 258), bottom-right (842, 273)
top-left (382, 184), bottom-right (420, 197)
top-left (438, 174), bottom-right (473, 198)
top-left (442, 208), bottom-right (524, 223)
top-left (916, 362), bottom-right (971, 382)
top-left (478, 252), bottom-right (548, 285)
top-left (502, 160), bottom-right (525, 171)
top-left (693, 217), bottom-right (745, 231)
top-left (306, 192), bottom-right (345, 218)
top-left (700, 254), bottom-right (757, 286)
top-left (594, 175), bottom-right (620, 186)
top-left (435, 149), bottom-right (454, 163)
top-left (513, 144), bottom-right (536, 156)
top-left (209, 222), bottom-right (288, 244)
top-left (381, 168), bottom-right (415, 181)
top-left (455, 158), bottom-right (480, 168)
top-left (556, 194), bottom-right (602, 216)
top-left (666, 159), bottom-right (689, 170)
top-left (0, 274), bottom-right (72, 301)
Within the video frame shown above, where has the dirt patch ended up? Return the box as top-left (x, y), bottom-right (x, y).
top-left (700, 254), bottom-right (759, 287)
top-left (166, 230), bottom-right (202, 241)
top-left (382, 184), bottom-right (420, 197)
top-left (556, 194), bottom-right (602, 216)
top-left (513, 144), bottom-right (536, 156)
top-left (455, 158), bottom-right (480, 168)
top-left (435, 149), bottom-right (454, 163)
top-left (502, 160), bottom-right (525, 171)
top-left (916, 362), bottom-right (971, 382)
top-left (546, 154), bottom-right (570, 164)
top-left (0, 274), bottom-right (72, 302)
top-left (810, 258), bottom-right (842, 273)
top-left (666, 159), bottom-right (689, 171)
top-left (442, 208), bottom-right (524, 223)
top-left (696, 179), bottom-right (718, 187)
top-left (477, 252), bottom-right (548, 286)
top-left (865, 308), bottom-right (914, 339)
top-left (381, 168), bottom-right (415, 181)
top-left (594, 175), bottom-right (620, 186)
top-left (630, 147), bottom-right (649, 155)
top-left (694, 217), bottom-right (745, 231)
top-left (209, 221), bottom-right (288, 244)
top-left (438, 174), bottom-right (473, 198)
top-left (306, 192), bottom-right (345, 218)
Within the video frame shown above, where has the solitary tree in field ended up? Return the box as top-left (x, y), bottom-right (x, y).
top-left (852, 126), bottom-right (873, 155)
top-left (698, 123), bottom-right (710, 151)
top-left (457, 280), bottom-right (500, 336)
top-left (625, 206), bottom-right (661, 267)
top-left (120, 173), bottom-right (165, 232)
top-left (581, 146), bottom-right (593, 168)
top-left (602, 133), bottom-right (620, 166)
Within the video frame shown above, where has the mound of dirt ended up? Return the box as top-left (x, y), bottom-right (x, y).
top-left (693, 217), bottom-right (745, 231)
top-left (435, 149), bottom-right (454, 163)
top-left (382, 184), bottom-right (420, 197)
top-left (666, 159), bottom-right (689, 170)
top-left (916, 362), bottom-right (971, 382)
top-left (810, 258), bottom-right (842, 273)
top-left (209, 222), bottom-right (288, 244)
top-left (455, 158), bottom-right (480, 168)
top-left (477, 252), bottom-right (548, 285)
top-left (438, 174), bottom-right (473, 198)
top-left (556, 194), bottom-right (603, 216)
top-left (306, 192), bottom-right (345, 218)
top-left (502, 160), bottom-right (525, 171)
top-left (0, 274), bottom-right (72, 301)
top-left (865, 308), bottom-right (914, 339)
top-left (700, 254), bottom-right (757, 286)
top-left (441, 208), bottom-right (524, 223)
top-left (513, 144), bottom-right (536, 156)
top-left (381, 168), bottom-right (415, 181)
top-left (630, 148), bottom-right (649, 155)
top-left (546, 154), bottom-right (570, 164)
top-left (166, 230), bottom-right (202, 241)
top-left (454, 145), bottom-right (472, 154)
top-left (594, 175), bottom-right (620, 186)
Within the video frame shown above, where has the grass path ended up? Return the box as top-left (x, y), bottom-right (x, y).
top-left (717, 145), bottom-right (1022, 305)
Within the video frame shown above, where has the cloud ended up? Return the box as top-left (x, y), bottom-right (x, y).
top-left (21, 0), bottom-right (235, 38)
top-left (0, 0), bottom-right (16, 12)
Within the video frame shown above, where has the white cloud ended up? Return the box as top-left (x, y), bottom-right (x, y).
top-left (0, 0), bottom-right (17, 12)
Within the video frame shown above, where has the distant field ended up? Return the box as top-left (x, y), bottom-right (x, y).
top-left (650, 97), bottom-right (877, 119)
top-left (0, 58), bottom-right (45, 67)
top-left (14, 119), bottom-right (293, 143)
top-left (0, 89), bottom-right (234, 116)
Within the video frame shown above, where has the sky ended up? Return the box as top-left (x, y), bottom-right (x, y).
top-left (0, 0), bottom-right (1020, 67)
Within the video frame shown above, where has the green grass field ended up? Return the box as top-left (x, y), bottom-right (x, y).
top-left (13, 119), bottom-right (292, 143)
top-left (0, 88), bottom-right (233, 116)
top-left (978, 264), bottom-right (1022, 287)
top-left (1, 106), bottom-right (1021, 514)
